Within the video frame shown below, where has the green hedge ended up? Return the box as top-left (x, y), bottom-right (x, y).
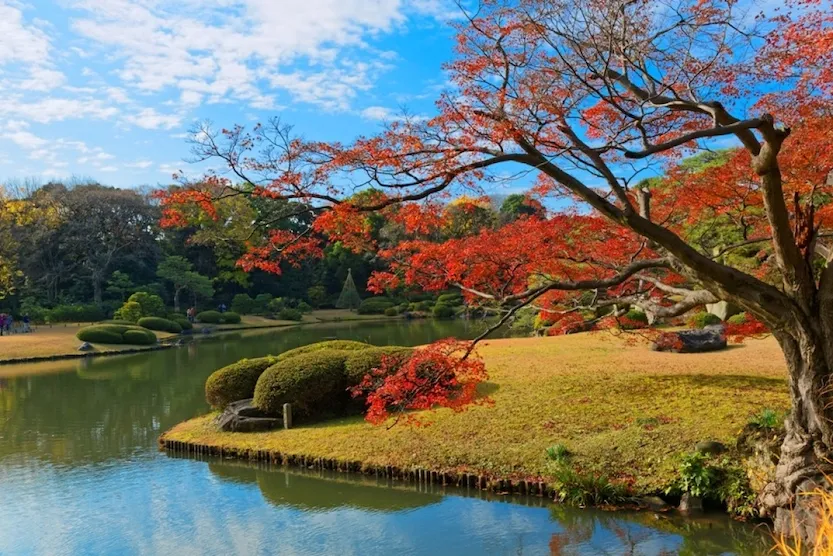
top-left (432, 303), bottom-right (454, 319)
top-left (138, 317), bottom-right (183, 334)
top-left (343, 346), bottom-right (413, 386)
top-left (278, 308), bottom-right (303, 321)
top-left (205, 356), bottom-right (278, 409)
top-left (197, 310), bottom-right (241, 324)
top-left (174, 317), bottom-right (193, 330)
top-left (254, 350), bottom-right (350, 417)
top-left (101, 319), bottom-right (137, 325)
top-left (384, 307), bottom-right (398, 317)
top-left (48, 304), bottom-right (105, 323)
top-left (357, 298), bottom-right (395, 315)
top-left (276, 340), bottom-right (370, 362)
top-left (437, 293), bottom-right (463, 306)
top-left (76, 324), bottom-right (157, 345)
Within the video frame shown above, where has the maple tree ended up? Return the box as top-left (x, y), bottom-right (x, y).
top-left (158, 0), bottom-right (833, 542)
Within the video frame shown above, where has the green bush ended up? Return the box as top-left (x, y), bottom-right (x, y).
top-left (268, 297), bottom-right (286, 313)
top-left (687, 311), bottom-right (722, 329)
top-left (254, 350), bottom-right (350, 417)
top-left (384, 307), bottom-right (398, 317)
top-left (277, 340), bottom-right (371, 362)
top-left (358, 298), bottom-right (395, 315)
top-left (726, 312), bottom-right (748, 325)
top-left (205, 356), bottom-right (278, 409)
top-left (343, 346), bottom-right (414, 386)
top-left (123, 329), bottom-right (157, 345)
top-left (126, 292), bottom-right (166, 318)
top-left (545, 443), bottom-right (571, 464)
top-left (253, 293), bottom-right (273, 313)
top-left (197, 310), bottom-right (223, 324)
top-left (231, 294), bottom-right (256, 315)
top-left (672, 452), bottom-right (719, 498)
top-left (553, 466), bottom-right (628, 506)
top-left (297, 301), bottom-right (313, 313)
top-left (625, 309), bottom-right (648, 323)
top-left (101, 319), bottom-right (136, 325)
top-left (432, 303), bottom-right (455, 319)
top-left (137, 317), bottom-right (182, 334)
top-left (76, 324), bottom-right (157, 345)
top-left (48, 304), bottom-right (105, 323)
top-left (173, 317), bottom-right (193, 330)
top-left (416, 300), bottom-right (432, 311)
top-left (113, 301), bottom-right (143, 323)
top-left (437, 293), bottom-right (463, 306)
top-left (221, 311), bottom-right (241, 324)
top-left (278, 308), bottom-right (303, 321)
top-left (749, 408), bottom-right (785, 430)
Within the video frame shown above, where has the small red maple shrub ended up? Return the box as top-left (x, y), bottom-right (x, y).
top-left (349, 339), bottom-right (490, 426)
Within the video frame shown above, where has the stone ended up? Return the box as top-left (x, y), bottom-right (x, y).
top-left (638, 495), bottom-right (670, 512)
top-left (706, 300), bottom-right (742, 321)
top-left (679, 493), bottom-right (703, 513)
top-left (652, 328), bottom-right (727, 353)
top-left (695, 440), bottom-right (727, 455)
top-left (78, 342), bottom-right (94, 352)
top-left (215, 399), bottom-right (281, 433)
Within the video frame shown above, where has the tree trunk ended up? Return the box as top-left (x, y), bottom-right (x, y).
top-left (92, 275), bottom-right (103, 305)
top-left (760, 331), bottom-right (833, 546)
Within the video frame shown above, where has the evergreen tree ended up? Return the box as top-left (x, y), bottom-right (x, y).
top-left (336, 268), bottom-right (361, 311)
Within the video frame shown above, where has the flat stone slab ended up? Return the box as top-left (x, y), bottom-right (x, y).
top-left (216, 398), bottom-right (281, 432)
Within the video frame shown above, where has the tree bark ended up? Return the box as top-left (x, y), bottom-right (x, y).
top-left (173, 287), bottom-right (183, 314)
top-left (760, 330), bottom-right (833, 545)
top-left (92, 274), bottom-right (103, 305)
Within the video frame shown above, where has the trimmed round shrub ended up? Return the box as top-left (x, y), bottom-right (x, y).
top-left (231, 293), bottom-right (256, 315)
top-left (343, 346), bottom-right (414, 386)
top-left (687, 311), bottom-right (722, 329)
top-left (138, 317), bottom-right (182, 334)
top-left (276, 340), bottom-right (371, 362)
top-left (173, 317), bottom-right (193, 330)
top-left (221, 311), bottom-right (241, 324)
top-left (437, 293), bottom-right (463, 306)
top-left (726, 312), bottom-right (748, 325)
top-left (384, 307), bottom-right (398, 317)
top-left (101, 319), bottom-right (136, 325)
top-left (113, 301), bottom-right (142, 323)
top-left (122, 329), bottom-right (157, 345)
top-left (297, 301), bottom-right (313, 313)
top-left (205, 356), bottom-right (278, 409)
top-left (358, 298), bottom-right (395, 315)
top-left (432, 303), bottom-right (454, 319)
top-left (254, 350), bottom-right (350, 417)
top-left (197, 310), bottom-right (223, 324)
top-left (76, 326), bottom-right (123, 344)
top-left (278, 308), bottom-right (303, 321)
top-left (77, 324), bottom-right (157, 345)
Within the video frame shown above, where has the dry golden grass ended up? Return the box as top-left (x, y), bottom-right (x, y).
top-left (163, 332), bottom-right (790, 492)
top-left (772, 473), bottom-right (833, 555)
top-left (0, 323), bottom-right (176, 361)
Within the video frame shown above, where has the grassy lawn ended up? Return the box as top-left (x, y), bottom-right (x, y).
top-left (162, 332), bottom-right (790, 493)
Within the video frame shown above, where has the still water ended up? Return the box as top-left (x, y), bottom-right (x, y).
top-left (0, 320), bottom-right (770, 555)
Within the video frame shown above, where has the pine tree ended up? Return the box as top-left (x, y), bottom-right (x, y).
top-left (336, 268), bottom-right (362, 311)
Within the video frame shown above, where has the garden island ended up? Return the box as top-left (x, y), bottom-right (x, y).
top-left (2, 0), bottom-right (833, 554)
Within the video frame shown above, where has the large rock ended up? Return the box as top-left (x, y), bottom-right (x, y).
top-left (679, 493), bottom-right (703, 513)
top-left (706, 300), bottom-right (742, 321)
top-left (215, 398), bottom-right (281, 433)
top-left (652, 329), bottom-right (727, 353)
top-left (78, 342), bottom-right (94, 352)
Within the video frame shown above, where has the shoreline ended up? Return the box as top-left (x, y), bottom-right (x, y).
top-left (0, 313), bottom-right (398, 366)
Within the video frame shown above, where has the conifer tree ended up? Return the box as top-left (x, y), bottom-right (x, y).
top-left (336, 268), bottom-right (361, 311)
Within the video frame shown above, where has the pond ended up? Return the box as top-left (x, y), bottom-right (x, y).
top-left (0, 319), bottom-right (771, 554)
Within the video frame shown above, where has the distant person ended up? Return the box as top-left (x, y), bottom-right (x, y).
top-left (5, 315), bottom-right (13, 334)
top-left (218, 303), bottom-right (227, 313)
top-left (187, 307), bottom-right (195, 323)
top-left (0, 314), bottom-right (5, 336)
top-left (22, 315), bottom-right (31, 333)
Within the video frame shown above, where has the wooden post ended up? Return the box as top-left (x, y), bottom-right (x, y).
top-left (283, 403), bottom-right (292, 429)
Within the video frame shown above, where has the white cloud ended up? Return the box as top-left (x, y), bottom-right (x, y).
top-left (99, 165), bottom-right (118, 172)
top-left (0, 98), bottom-right (119, 123)
top-left (0, 3), bottom-right (52, 65)
top-left (19, 68), bottom-right (67, 92)
top-left (124, 108), bottom-right (182, 130)
top-left (125, 160), bottom-right (153, 169)
top-left (67, 0), bottom-right (443, 111)
top-left (360, 105), bottom-right (427, 122)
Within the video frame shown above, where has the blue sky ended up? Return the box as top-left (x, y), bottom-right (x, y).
top-left (0, 1), bottom-right (460, 188)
